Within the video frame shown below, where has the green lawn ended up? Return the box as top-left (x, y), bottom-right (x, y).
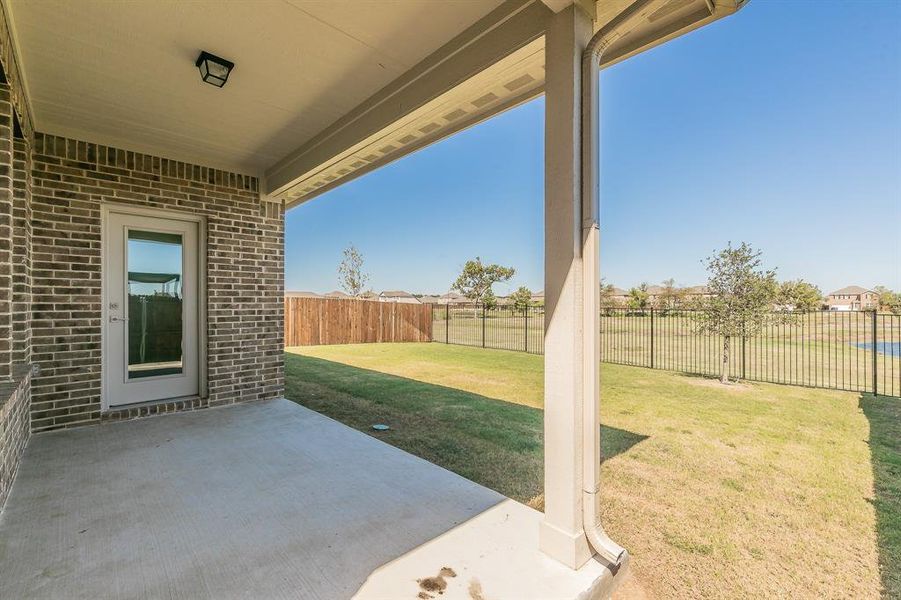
top-left (285, 343), bottom-right (899, 599)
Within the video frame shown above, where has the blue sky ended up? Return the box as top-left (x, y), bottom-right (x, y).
top-left (128, 238), bottom-right (182, 296)
top-left (286, 0), bottom-right (901, 296)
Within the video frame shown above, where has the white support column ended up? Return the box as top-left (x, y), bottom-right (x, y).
top-left (540, 3), bottom-right (595, 569)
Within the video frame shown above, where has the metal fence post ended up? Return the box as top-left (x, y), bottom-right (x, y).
top-left (445, 304), bottom-right (450, 344)
top-left (741, 334), bottom-right (747, 381)
top-left (872, 310), bottom-right (878, 396)
top-left (649, 308), bottom-right (655, 369)
top-left (524, 307), bottom-right (529, 353)
top-left (482, 304), bottom-right (486, 348)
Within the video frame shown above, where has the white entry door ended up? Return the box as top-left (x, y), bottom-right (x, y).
top-left (104, 210), bottom-right (200, 406)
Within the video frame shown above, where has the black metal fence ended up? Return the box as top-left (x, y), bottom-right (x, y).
top-left (431, 304), bottom-right (901, 397)
top-left (432, 304), bottom-right (545, 355)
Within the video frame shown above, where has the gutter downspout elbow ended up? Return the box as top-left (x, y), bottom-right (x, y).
top-left (579, 0), bottom-right (667, 573)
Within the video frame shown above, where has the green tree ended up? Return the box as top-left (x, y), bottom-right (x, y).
top-left (627, 283), bottom-right (650, 312)
top-left (482, 288), bottom-right (499, 310)
top-left (337, 244), bottom-right (369, 297)
top-left (452, 257), bottom-right (515, 306)
top-left (695, 242), bottom-right (781, 384)
top-left (778, 279), bottom-right (823, 312)
top-left (510, 286), bottom-right (533, 313)
top-left (874, 286), bottom-right (901, 314)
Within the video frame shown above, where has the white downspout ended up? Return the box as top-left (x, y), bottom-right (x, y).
top-left (579, 0), bottom-right (669, 572)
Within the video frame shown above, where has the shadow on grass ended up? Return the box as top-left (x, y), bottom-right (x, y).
top-left (284, 352), bottom-right (647, 505)
top-left (859, 393), bottom-right (901, 599)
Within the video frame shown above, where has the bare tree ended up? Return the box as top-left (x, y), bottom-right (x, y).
top-left (600, 279), bottom-right (618, 313)
top-left (656, 278), bottom-right (686, 313)
top-left (337, 244), bottom-right (369, 297)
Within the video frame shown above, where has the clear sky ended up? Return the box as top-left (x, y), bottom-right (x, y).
top-left (286, 0), bottom-right (901, 297)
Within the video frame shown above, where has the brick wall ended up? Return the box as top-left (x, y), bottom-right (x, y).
top-left (0, 78), bottom-right (31, 512)
top-left (0, 86), bottom-right (12, 382)
top-left (30, 133), bottom-right (284, 432)
top-left (12, 137), bottom-right (30, 373)
top-left (0, 374), bottom-right (29, 510)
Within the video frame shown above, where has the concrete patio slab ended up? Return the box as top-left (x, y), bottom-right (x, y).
top-left (355, 499), bottom-right (618, 600)
top-left (0, 399), bottom-right (617, 599)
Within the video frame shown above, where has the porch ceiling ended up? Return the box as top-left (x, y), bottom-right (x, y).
top-left (4, 0), bottom-right (745, 202)
top-left (3, 0), bottom-right (504, 174)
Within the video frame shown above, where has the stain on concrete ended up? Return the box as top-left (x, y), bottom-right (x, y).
top-left (40, 562), bottom-right (72, 578)
top-left (468, 578), bottom-right (487, 600)
top-left (417, 567), bottom-right (457, 598)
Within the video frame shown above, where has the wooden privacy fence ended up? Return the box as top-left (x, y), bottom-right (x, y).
top-left (285, 297), bottom-right (432, 346)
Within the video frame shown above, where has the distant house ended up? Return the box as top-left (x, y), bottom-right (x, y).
top-left (605, 287), bottom-right (628, 306)
top-left (681, 285), bottom-right (712, 304)
top-left (645, 285), bottom-right (665, 304)
top-left (359, 291), bottom-right (379, 300)
top-left (598, 286), bottom-right (626, 306)
top-left (825, 286), bottom-right (878, 311)
top-left (323, 290), bottom-right (351, 299)
top-left (440, 292), bottom-right (468, 304)
top-left (378, 290), bottom-right (421, 304)
top-left (604, 284), bottom-right (710, 308)
top-left (683, 285), bottom-right (711, 297)
top-left (285, 291), bottom-right (321, 298)
top-left (418, 295), bottom-right (443, 304)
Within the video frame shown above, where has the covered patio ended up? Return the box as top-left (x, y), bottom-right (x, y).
top-left (1, 399), bottom-right (616, 599)
top-left (0, 0), bottom-right (745, 597)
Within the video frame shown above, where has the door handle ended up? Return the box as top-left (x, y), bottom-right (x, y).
top-left (110, 316), bottom-right (129, 322)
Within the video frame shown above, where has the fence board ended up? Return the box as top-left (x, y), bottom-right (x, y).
top-left (284, 297), bottom-right (432, 346)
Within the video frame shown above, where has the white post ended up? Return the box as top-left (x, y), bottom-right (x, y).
top-left (539, 3), bottom-right (595, 569)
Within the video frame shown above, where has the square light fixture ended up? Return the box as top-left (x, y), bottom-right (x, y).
top-left (195, 51), bottom-right (234, 88)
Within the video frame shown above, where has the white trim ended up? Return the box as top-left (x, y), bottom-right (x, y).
top-left (100, 203), bottom-right (208, 411)
top-left (266, 0), bottom-right (550, 196)
top-left (0, 0), bottom-right (37, 134)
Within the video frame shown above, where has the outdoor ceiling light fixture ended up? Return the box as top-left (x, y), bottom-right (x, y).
top-left (195, 51), bottom-right (234, 88)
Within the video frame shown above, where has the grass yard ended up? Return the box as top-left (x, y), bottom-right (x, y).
top-left (284, 343), bottom-right (899, 599)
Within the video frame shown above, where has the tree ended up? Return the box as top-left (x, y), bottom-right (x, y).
top-left (656, 278), bottom-right (686, 313)
top-left (482, 288), bottom-right (499, 310)
top-left (452, 257), bottom-right (515, 306)
top-left (510, 286), bottom-right (533, 313)
top-left (600, 280), bottom-right (618, 312)
top-left (778, 279), bottom-right (823, 312)
top-left (337, 244), bottom-right (369, 297)
top-left (627, 283), bottom-right (650, 312)
top-left (695, 242), bottom-right (781, 384)
top-left (875, 286), bottom-right (901, 314)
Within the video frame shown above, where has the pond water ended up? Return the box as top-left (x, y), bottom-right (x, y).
top-left (854, 342), bottom-right (901, 357)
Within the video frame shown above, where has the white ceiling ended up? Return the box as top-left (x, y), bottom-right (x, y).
top-left (7, 0), bottom-right (505, 175)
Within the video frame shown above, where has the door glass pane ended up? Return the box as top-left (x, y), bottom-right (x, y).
top-left (127, 230), bottom-right (183, 379)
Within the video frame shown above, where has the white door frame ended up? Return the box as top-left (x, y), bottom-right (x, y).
top-left (100, 203), bottom-right (207, 411)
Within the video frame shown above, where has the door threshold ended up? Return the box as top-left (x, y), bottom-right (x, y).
top-left (102, 396), bottom-right (207, 422)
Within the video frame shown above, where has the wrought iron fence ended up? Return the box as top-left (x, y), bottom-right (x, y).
top-left (431, 304), bottom-right (901, 397)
